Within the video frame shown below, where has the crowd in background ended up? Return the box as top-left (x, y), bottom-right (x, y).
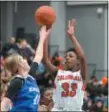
top-left (0, 37), bottom-right (108, 112)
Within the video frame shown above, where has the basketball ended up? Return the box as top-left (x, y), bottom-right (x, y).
top-left (35, 6), bottom-right (56, 27)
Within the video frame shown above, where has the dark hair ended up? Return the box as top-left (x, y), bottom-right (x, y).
top-left (53, 60), bottom-right (60, 66)
top-left (90, 76), bottom-right (97, 80)
top-left (53, 52), bottom-right (59, 57)
top-left (40, 87), bottom-right (53, 98)
top-left (66, 48), bottom-right (78, 58)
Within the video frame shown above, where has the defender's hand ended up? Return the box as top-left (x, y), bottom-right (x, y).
top-left (39, 26), bottom-right (51, 40)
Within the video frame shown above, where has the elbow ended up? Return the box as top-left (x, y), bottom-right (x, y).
top-left (83, 75), bottom-right (88, 83)
top-left (43, 55), bottom-right (49, 62)
top-left (78, 50), bottom-right (85, 60)
top-left (79, 54), bottom-right (86, 60)
top-left (42, 58), bottom-right (49, 64)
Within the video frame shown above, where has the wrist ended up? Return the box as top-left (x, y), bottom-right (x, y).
top-left (69, 34), bottom-right (75, 39)
top-left (39, 37), bottom-right (45, 42)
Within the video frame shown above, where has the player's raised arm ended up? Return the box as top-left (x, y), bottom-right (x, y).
top-left (29, 26), bottom-right (51, 78)
top-left (33, 26), bottom-right (50, 64)
top-left (43, 29), bottom-right (58, 74)
top-left (67, 19), bottom-right (88, 82)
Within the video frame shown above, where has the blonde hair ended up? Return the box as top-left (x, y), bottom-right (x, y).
top-left (4, 54), bottom-right (21, 75)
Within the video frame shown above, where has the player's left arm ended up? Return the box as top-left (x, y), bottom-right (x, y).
top-left (67, 19), bottom-right (88, 82)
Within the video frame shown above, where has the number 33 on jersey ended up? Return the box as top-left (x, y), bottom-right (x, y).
top-left (61, 82), bottom-right (77, 97)
top-left (53, 70), bottom-right (86, 98)
top-left (52, 67), bottom-right (86, 111)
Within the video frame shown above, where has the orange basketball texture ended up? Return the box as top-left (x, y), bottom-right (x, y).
top-left (35, 6), bottom-right (56, 26)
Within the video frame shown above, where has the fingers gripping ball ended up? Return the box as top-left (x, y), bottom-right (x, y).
top-left (35, 6), bottom-right (56, 28)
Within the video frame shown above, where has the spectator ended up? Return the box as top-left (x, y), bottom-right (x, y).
top-left (36, 71), bottom-right (54, 88)
top-left (40, 87), bottom-right (53, 111)
top-left (84, 75), bottom-right (108, 112)
top-left (51, 52), bottom-right (64, 70)
top-left (87, 76), bottom-right (108, 96)
top-left (16, 39), bottom-right (22, 48)
top-left (90, 100), bottom-right (103, 112)
top-left (83, 99), bottom-right (93, 111)
top-left (86, 76), bottom-right (99, 100)
top-left (1, 37), bottom-right (19, 58)
top-left (19, 39), bottom-right (34, 65)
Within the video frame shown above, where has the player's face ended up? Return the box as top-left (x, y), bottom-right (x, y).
top-left (64, 51), bottom-right (78, 70)
top-left (19, 56), bottom-right (30, 71)
top-left (43, 89), bottom-right (53, 106)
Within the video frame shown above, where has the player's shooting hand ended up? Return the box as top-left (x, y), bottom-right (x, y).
top-left (67, 19), bottom-right (76, 37)
top-left (39, 26), bottom-right (51, 40)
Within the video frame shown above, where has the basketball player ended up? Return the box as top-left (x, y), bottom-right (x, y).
top-left (43, 19), bottom-right (88, 111)
top-left (1, 26), bottom-right (50, 112)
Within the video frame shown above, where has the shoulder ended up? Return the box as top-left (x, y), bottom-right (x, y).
top-left (9, 75), bottom-right (24, 86)
top-left (6, 75), bottom-right (24, 100)
top-left (57, 69), bottom-right (64, 73)
top-left (26, 75), bottom-right (35, 80)
top-left (71, 70), bottom-right (81, 75)
top-left (8, 75), bottom-right (24, 91)
top-left (11, 75), bottom-right (24, 81)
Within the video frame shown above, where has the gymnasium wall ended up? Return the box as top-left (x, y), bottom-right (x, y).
top-left (66, 4), bottom-right (107, 70)
top-left (1, 1), bottom-right (7, 41)
top-left (13, 1), bottom-right (50, 35)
